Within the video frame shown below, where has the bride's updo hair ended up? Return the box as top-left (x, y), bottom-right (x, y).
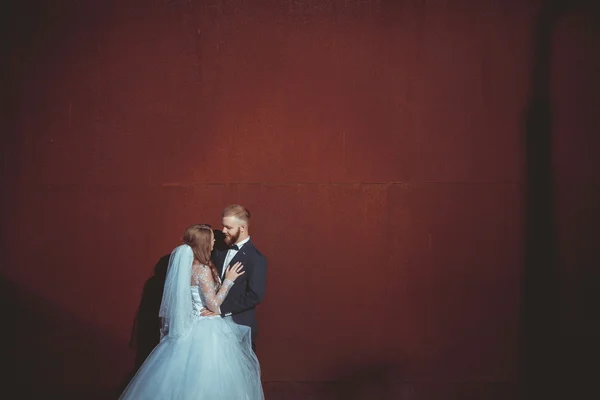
top-left (182, 224), bottom-right (219, 283)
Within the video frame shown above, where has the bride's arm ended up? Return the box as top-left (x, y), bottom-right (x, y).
top-left (195, 265), bottom-right (235, 313)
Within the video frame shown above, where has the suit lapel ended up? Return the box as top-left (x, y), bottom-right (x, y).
top-left (229, 240), bottom-right (252, 267)
top-left (227, 241), bottom-right (253, 277)
top-left (217, 241), bottom-right (253, 281)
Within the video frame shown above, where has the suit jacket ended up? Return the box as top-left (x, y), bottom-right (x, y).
top-left (212, 240), bottom-right (267, 341)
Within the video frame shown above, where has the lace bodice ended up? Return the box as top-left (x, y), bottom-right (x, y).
top-left (190, 263), bottom-right (234, 316)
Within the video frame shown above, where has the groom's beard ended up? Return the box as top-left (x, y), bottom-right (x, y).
top-left (224, 228), bottom-right (240, 246)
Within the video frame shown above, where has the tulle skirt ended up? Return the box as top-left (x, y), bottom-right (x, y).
top-left (119, 316), bottom-right (264, 400)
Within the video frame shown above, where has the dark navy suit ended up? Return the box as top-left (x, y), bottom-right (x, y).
top-left (212, 239), bottom-right (267, 347)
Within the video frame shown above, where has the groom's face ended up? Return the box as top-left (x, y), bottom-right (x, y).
top-left (222, 216), bottom-right (241, 246)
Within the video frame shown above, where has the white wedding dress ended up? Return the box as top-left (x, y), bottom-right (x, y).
top-left (119, 246), bottom-right (264, 400)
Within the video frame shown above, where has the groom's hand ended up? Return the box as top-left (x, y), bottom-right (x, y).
top-left (200, 308), bottom-right (219, 317)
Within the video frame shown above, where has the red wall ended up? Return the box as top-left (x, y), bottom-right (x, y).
top-left (2, 1), bottom-right (598, 398)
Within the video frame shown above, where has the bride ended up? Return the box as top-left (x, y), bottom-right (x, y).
top-left (119, 224), bottom-right (264, 399)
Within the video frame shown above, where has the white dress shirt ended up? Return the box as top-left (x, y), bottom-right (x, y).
top-left (221, 236), bottom-right (251, 279)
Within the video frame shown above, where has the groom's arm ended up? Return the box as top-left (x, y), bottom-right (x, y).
top-left (220, 253), bottom-right (267, 316)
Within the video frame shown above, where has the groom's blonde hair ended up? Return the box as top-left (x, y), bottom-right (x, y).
top-left (222, 204), bottom-right (250, 226)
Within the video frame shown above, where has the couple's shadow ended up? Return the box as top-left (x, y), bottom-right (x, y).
top-left (127, 230), bottom-right (228, 370)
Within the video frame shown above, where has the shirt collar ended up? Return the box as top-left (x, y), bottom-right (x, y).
top-left (232, 236), bottom-right (250, 250)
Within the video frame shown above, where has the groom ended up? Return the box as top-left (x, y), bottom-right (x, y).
top-left (202, 204), bottom-right (267, 351)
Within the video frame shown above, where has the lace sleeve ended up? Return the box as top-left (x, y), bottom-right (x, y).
top-left (193, 264), bottom-right (234, 313)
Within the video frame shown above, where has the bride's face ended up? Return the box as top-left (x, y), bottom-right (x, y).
top-left (210, 231), bottom-right (215, 252)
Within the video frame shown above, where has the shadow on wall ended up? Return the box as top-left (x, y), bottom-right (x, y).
top-left (262, 363), bottom-right (401, 400)
top-left (262, 363), bottom-right (519, 399)
top-left (521, 0), bottom-right (599, 399)
top-left (127, 254), bottom-right (170, 371)
top-left (329, 363), bottom-right (405, 400)
top-left (0, 276), bottom-right (122, 400)
top-left (520, 0), bottom-right (563, 398)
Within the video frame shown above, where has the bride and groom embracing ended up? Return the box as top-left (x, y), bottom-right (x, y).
top-left (120, 204), bottom-right (267, 399)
